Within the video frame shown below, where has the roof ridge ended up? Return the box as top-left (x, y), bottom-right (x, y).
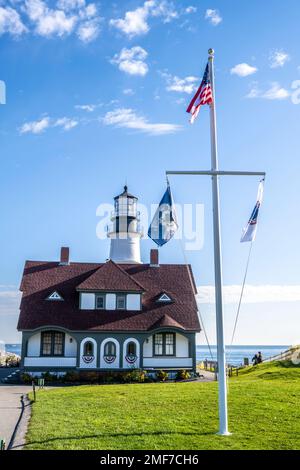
top-left (107, 260), bottom-right (145, 290)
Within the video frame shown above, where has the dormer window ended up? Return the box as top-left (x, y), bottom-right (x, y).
top-left (46, 291), bottom-right (64, 301)
top-left (116, 294), bottom-right (126, 310)
top-left (95, 294), bottom-right (105, 310)
top-left (157, 293), bottom-right (172, 303)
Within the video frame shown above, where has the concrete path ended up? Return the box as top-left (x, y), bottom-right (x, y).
top-left (0, 384), bottom-right (31, 449)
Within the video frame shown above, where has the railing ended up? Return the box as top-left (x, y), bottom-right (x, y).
top-left (111, 209), bottom-right (140, 219)
top-left (106, 223), bottom-right (143, 235)
top-left (262, 345), bottom-right (299, 363)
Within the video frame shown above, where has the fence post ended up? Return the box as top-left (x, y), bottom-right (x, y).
top-left (32, 380), bottom-right (36, 402)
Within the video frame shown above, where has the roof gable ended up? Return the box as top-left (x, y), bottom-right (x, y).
top-left (149, 314), bottom-right (185, 330)
top-left (76, 260), bottom-right (145, 292)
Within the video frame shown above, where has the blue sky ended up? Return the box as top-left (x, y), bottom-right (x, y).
top-left (1, 0), bottom-right (300, 344)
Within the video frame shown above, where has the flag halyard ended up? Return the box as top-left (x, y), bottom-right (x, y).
top-left (186, 63), bottom-right (213, 123)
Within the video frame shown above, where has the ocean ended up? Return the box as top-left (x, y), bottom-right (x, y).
top-left (4, 344), bottom-right (22, 355)
top-left (197, 345), bottom-right (290, 366)
top-left (4, 344), bottom-right (290, 366)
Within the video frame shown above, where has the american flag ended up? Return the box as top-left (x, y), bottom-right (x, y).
top-left (186, 63), bottom-right (213, 123)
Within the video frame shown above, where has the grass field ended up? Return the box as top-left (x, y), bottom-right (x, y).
top-left (25, 361), bottom-right (300, 450)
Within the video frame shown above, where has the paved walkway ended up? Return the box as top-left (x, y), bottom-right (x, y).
top-left (0, 384), bottom-right (31, 449)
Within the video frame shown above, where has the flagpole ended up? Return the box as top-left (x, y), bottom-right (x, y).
top-left (208, 48), bottom-right (230, 436)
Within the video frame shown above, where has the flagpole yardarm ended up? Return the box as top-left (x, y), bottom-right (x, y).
top-left (208, 48), bottom-right (231, 436)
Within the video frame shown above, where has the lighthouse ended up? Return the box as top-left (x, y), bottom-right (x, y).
top-left (107, 186), bottom-right (143, 264)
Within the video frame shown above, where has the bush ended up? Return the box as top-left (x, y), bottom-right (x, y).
top-left (156, 370), bottom-right (168, 382)
top-left (79, 371), bottom-right (99, 384)
top-left (176, 370), bottom-right (191, 381)
top-left (21, 372), bottom-right (33, 384)
top-left (123, 369), bottom-right (146, 383)
top-left (64, 371), bottom-right (80, 383)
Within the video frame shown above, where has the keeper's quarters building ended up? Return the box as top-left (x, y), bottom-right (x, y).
top-left (17, 187), bottom-right (201, 374)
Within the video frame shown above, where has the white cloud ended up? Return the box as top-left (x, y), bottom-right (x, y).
top-left (75, 103), bottom-right (96, 111)
top-left (77, 18), bottom-right (100, 42)
top-left (246, 82), bottom-right (290, 100)
top-left (20, 0), bottom-right (101, 41)
top-left (185, 6), bottom-right (197, 14)
top-left (246, 85), bottom-right (261, 99)
top-left (123, 88), bottom-right (135, 96)
top-left (54, 117), bottom-right (78, 130)
top-left (230, 63), bottom-right (258, 77)
top-left (270, 50), bottom-right (290, 68)
top-left (262, 82), bottom-right (290, 100)
top-left (110, 0), bottom-right (178, 38)
top-left (197, 285), bottom-right (300, 304)
top-left (25, 0), bottom-right (77, 37)
top-left (19, 116), bottom-right (50, 134)
top-left (102, 108), bottom-right (182, 135)
top-left (205, 9), bottom-right (222, 26)
top-left (0, 6), bottom-right (28, 36)
top-left (162, 72), bottom-right (199, 94)
top-left (56, 0), bottom-right (85, 11)
top-left (111, 46), bottom-right (149, 76)
top-left (19, 115), bottom-right (79, 134)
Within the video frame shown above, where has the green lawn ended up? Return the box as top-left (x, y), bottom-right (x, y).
top-left (25, 362), bottom-right (300, 450)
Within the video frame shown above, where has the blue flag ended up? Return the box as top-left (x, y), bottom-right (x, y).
top-left (241, 181), bottom-right (264, 243)
top-left (148, 185), bottom-right (178, 247)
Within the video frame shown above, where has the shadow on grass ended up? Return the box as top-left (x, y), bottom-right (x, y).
top-left (20, 430), bottom-right (217, 449)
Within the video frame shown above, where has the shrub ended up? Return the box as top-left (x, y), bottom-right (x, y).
top-left (21, 372), bottom-right (33, 384)
top-left (123, 369), bottom-right (146, 383)
top-left (156, 370), bottom-right (168, 382)
top-left (79, 371), bottom-right (99, 384)
top-left (64, 371), bottom-right (80, 383)
top-left (176, 370), bottom-right (191, 381)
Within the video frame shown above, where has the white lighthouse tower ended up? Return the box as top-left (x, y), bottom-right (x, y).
top-left (107, 186), bottom-right (143, 264)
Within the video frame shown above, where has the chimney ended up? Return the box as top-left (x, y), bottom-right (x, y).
top-left (150, 249), bottom-right (159, 267)
top-left (60, 247), bottom-right (70, 265)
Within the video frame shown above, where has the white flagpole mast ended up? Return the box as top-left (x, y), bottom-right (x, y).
top-left (166, 49), bottom-right (266, 436)
top-left (208, 48), bottom-right (230, 436)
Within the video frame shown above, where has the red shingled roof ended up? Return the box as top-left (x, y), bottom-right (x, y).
top-left (77, 260), bottom-right (145, 292)
top-left (17, 260), bottom-right (200, 333)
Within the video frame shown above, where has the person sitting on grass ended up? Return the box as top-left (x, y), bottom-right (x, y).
top-left (252, 354), bottom-right (259, 365)
top-left (257, 352), bottom-right (263, 364)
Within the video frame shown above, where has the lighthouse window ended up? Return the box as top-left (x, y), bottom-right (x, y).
top-left (96, 294), bottom-right (105, 310)
top-left (116, 294), bottom-right (126, 310)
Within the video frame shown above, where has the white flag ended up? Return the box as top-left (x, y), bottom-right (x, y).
top-left (241, 181), bottom-right (264, 243)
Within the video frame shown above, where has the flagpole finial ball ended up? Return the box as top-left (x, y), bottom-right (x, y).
top-left (208, 48), bottom-right (215, 56)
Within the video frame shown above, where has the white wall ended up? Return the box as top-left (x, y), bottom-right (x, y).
top-left (106, 294), bottom-right (116, 310)
top-left (143, 358), bottom-right (193, 368)
top-left (176, 334), bottom-right (189, 357)
top-left (143, 335), bottom-right (153, 357)
top-left (27, 333), bottom-right (41, 356)
top-left (65, 334), bottom-right (77, 357)
top-left (81, 293), bottom-right (95, 310)
top-left (24, 357), bottom-right (76, 367)
top-left (127, 294), bottom-right (141, 311)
